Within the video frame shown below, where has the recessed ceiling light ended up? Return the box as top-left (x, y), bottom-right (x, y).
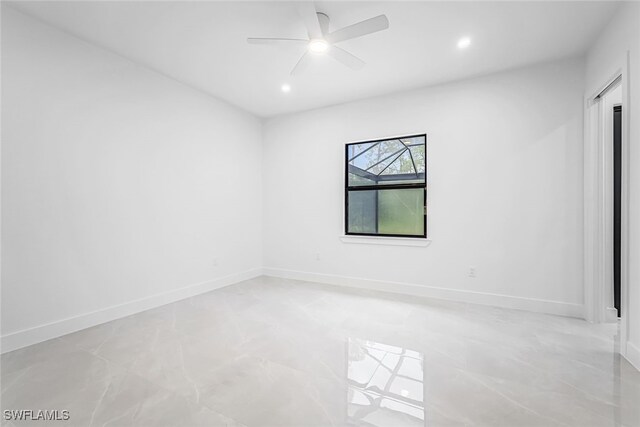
top-left (281, 84), bottom-right (291, 93)
top-left (457, 37), bottom-right (471, 49)
top-left (308, 39), bottom-right (329, 54)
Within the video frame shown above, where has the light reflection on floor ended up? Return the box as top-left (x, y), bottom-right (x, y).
top-left (347, 338), bottom-right (425, 426)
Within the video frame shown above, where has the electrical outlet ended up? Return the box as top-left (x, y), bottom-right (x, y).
top-left (212, 257), bottom-right (219, 267)
top-left (468, 266), bottom-right (476, 278)
top-left (315, 252), bottom-right (321, 261)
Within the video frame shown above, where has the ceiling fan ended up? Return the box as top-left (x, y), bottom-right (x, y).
top-left (247, 3), bottom-right (389, 75)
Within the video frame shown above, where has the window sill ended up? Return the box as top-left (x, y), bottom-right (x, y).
top-left (340, 235), bottom-right (432, 247)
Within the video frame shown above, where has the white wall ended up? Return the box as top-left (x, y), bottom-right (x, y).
top-left (1, 7), bottom-right (263, 350)
top-left (263, 58), bottom-right (586, 316)
top-left (586, 1), bottom-right (640, 369)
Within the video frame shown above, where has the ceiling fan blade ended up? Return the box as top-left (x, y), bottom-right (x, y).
top-left (247, 38), bottom-right (308, 45)
top-left (290, 52), bottom-right (312, 75)
top-left (327, 46), bottom-right (365, 70)
top-left (298, 2), bottom-right (323, 39)
top-left (326, 15), bottom-right (389, 44)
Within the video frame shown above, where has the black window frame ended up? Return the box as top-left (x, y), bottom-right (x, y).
top-left (344, 133), bottom-right (427, 239)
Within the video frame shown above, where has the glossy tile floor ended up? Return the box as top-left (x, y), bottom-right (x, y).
top-left (2, 276), bottom-right (640, 426)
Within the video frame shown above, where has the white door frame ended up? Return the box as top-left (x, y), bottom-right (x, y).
top-left (583, 52), bottom-right (631, 357)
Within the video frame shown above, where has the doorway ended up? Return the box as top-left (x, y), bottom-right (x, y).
top-left (584, 61), bottom-right (632, 363)
top-left (597, 80), bottom-right (622, 323)
top-left (584, 71), bottom-right (627, 328)
top-left (613, 104), bottom-right (621, 317)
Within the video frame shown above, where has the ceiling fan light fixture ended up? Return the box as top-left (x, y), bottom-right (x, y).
top-left (247, 6), bottom-right (389, 74)
top-left (308, 38), bottom-right (329, 54)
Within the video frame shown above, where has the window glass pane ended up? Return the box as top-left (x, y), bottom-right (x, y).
top-left (408, 144), bottom-right (425, 174)
top-left (348, 142), bottom-right (375, 159)
top-left (347, 190), bottom-right (377, 233)
top-left (347, 189), bottom-right (424, 236)
top-left (380, 150), bottom-right (415, 175)
top-left (378, 189), bottom-right (424, 236)
top-left (347, 135), bottom-right (425, 187)
top-left (348, 172), bottom-right (376, 186)
top-left (350, 140), bottom-right (404, 171)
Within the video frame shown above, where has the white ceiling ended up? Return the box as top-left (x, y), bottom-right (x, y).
top-left (9, 1), bottom-right (620, 118)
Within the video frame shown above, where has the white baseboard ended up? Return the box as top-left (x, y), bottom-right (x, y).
top-left (2, 267), bottom-right (588, 354)
top-left (263, 267), bottom-right (584, 318)
top-left (624, 341), bottom-right (640, 372)
top-left (0, 268), bottom-right (262, 354)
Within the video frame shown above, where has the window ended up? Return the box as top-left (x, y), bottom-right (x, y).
top-left (345, 134), bottom-right (426, 238)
